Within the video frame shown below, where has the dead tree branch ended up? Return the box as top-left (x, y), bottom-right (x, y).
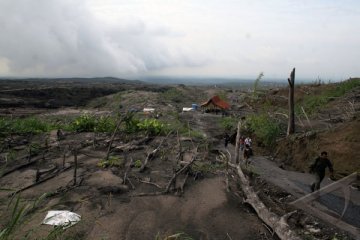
top-left (136, 177), bottom-right (162, 189)
top-left (139, 131), bottom-right (172, 173)
top-left (105, 115), bottom-right (127, 160)
top-left (165, 151), bottom-right (197, 193)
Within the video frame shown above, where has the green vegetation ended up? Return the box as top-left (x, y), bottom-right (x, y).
top-left (0, 193), bottom-right (49, 240)
top-left (219, 116), bottom-right (237, 131)
top-left (0, 117), bottom-right (55, 137)
top-left (246, 114), bottom-right (281, 147)
top-left (253, 72), bottom-right (264, 98)
top-left (162, 111), bottom-right (206, 139)
top-left (124, 114), bottom-right (141, 133)
top-left (70, 114), bottom-right (116, 133)
top-left (137, 119), bottom-right (166, 136)
top-left (160, 88), bottom-right (185, 103)
top-left (297, 78), bottom-right (360, 115)
top-left (134, 159), bottom-right (142, 168)
top-left (97, 156), bottom-right (124, 168)
top-left (123, 114), bottom-right (167, 136)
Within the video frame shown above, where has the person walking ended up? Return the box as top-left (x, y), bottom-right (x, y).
top-left (224, 133), bottom-right (230, 148)
top-left (243, 144), bottom-right (253, 167)
top-left (309, 151), bottom-right (334, 192)
top-left (240, 136), bottom-right (245, 151)
top-left (244, 137), bottom-right (252, 147)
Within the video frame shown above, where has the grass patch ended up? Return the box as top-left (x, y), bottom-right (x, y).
top-left (97, 156), bottom-right (124, 168)
top-left (297, 78), bottom-right (360, 116)
top-left (159, 88), bottom-right (185, 103)
top-left (0, 193), bottom-right (49, 240)
top-left (70, 114), bottom-right (117, 133)
top-left (0, 117), bottom-right (56, 137)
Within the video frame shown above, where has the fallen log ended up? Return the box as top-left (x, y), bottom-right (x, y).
top-left (1, 158), bottom-right (39, 177)
top-left (233, 163), bottom-right (301, 240)
top-left (130, 191), bottom-right (165, 197)
top-left (227, 120), bottom-right (302, 240)
top-left (10, 165), bottom-right (72, 197)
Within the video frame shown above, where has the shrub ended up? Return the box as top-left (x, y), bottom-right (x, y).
top-left (246, 114), bottom-right (281, 147)
top-left (219, 117), bottom-right (237, 131)
top-left (94, 116), bottom-right (116, 133)
top-left (71, 114), bottom-right (116, 133)
top-left (97, 156), bottom-right (124, 168)
top-left (71, 114), bottom-right (97, 132)
top-left (124, 115), bottom-right (140, 133)
top-left (137, 119), bottom-right (165, 136)
top-left (134, 159), bottom-right (142, 168)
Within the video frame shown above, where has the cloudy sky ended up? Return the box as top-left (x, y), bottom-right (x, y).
top-left (0, 0), bottom-right (359, 81)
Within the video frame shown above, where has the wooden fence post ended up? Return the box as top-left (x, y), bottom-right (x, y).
top-left (73, 148), bottom-right (78, 185)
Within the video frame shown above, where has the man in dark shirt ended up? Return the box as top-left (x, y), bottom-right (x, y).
top-left (243, 144), bottom-right (253, 167)
top-left (310, 151), bottom-right (334, 192)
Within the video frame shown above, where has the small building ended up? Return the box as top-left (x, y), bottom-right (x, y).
top-left (200, 95), bottom-right (230, 114)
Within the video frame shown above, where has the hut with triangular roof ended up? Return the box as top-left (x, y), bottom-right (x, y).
top-left (200, 95), bottom-right (230, 114)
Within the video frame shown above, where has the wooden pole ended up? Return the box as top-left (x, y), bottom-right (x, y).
top-left (62, 147), bottom-right (66, 168)
top-left (73, 148), bottom-right (78, 185)
top-left (234, 121), bottom-right (242, 164)
top-left (287, 68), bottom-right (296, 135)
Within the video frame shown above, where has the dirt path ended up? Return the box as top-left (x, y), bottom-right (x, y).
top-left (84, 177), bottom-right (269, 240)
top-left (2, 170), bottom-right (272, 240)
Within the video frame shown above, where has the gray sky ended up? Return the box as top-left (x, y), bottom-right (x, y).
top-left (0, 0), bottom-right (359, 81)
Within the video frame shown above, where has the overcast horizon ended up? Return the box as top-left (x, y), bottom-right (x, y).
top-left (0, 0), bottom-right (359, 82)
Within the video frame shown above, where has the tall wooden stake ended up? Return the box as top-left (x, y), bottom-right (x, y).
top-left (73, 148), bottom-right (78, 186)
top-left (287, 68), bottom-right (296, 135)
top-left (234, 121), bottom-right (242, 164)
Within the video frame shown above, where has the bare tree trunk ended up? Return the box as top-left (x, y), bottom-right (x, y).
top-left (106, 116), bottom-right (125, 160)
top-left (287, 68), bottom-right (296, 135)
top-left (73, 148), bottom-right (78, 186)
top-left (234, 121), bottom-right (242, 164)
